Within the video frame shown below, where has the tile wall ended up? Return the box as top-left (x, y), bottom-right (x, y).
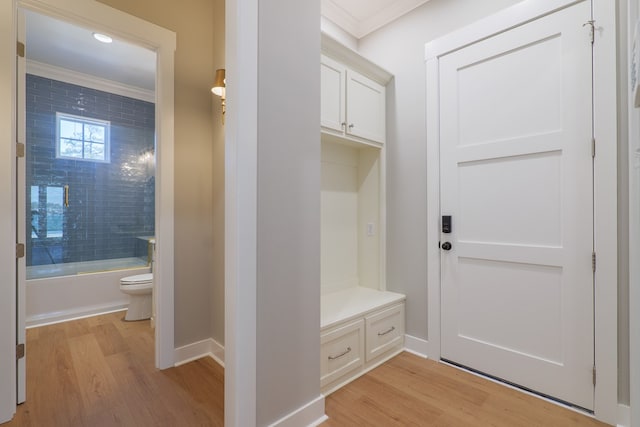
top-left (26, 74), bottom-right (155, 266)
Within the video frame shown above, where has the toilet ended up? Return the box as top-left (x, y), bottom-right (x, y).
top-left (120, 273), bottom-right (153, 321)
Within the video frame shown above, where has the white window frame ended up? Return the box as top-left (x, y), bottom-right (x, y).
top-left (55, 112), bottom-right (110, 163)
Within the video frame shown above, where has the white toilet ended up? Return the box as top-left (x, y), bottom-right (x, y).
top-left (120, 273), bottom-right (153, 321)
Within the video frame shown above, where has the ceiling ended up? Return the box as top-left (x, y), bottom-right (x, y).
top-left (25, 10), bottom-right (156, 91)
top-left (322, 0), bottom-right (430, 39)
top-left (24, 1), bottom-right (421, 91)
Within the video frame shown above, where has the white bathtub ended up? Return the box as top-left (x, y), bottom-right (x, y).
top-left (26, 258), bottom-right (150, 327)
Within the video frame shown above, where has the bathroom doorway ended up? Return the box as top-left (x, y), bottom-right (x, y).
top-left (21, 9), bottom-right (157, 311)
top-left (15, 0), bottom-right (176, 406)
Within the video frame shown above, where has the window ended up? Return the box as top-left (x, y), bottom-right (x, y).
top-left (30, 185), bottom-right (64, 239)
top-left (56, 113), bottom-right (110, 162)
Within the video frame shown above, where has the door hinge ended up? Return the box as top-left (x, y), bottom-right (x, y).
top-left (16, 343), bottom-right (25, 360)
top-left (17, 142), bottom-right (25, 158)
top-left (583, 20), bottom-right (595, 45)
top-left (16, 243), bottom-right (25, 259)
top-left (591, 137), bottom-right (596, 158)
top-left (17, 42), bottom-right (25, 58)
top-left (592, 251), bottom-right (596, 273)
top-left (592, 365), bottom-right (597, 386)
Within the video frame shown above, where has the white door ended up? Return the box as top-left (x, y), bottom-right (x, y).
top-left (16, 9), bottom-right (26, 405)
top-left (439, 1), bottom-right (594, 410)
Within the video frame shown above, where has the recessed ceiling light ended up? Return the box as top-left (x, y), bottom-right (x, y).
top-left (92, 32), bottom-right (112, 44)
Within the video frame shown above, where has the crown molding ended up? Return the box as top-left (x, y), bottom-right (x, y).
top-left (26, 60), bottom-right (155, 103)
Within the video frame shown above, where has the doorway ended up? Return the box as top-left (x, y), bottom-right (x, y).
top-left (17, 7), bottom-right (158, 401)
top-left (425, 0), bottom-right (618, 422)
top-left (10, 0), bottom-right (176, 415)
top-left (439, 1), bottom-right (594, 410)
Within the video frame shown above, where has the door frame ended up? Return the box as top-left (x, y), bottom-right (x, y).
top-left (424, 0), bottom-right (618, 424)
top-left (0, 0), bottom-right (176, 420)
top-left (16, 0), bottom-right (177, 368)
top-left (627, 0), bottom-right (640, 425)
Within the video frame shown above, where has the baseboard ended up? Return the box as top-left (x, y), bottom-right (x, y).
top-left (618, 404), bottom-right (630, 427)
top-left (404, 334), bottom-right (429, 358)
top-left (267, 395), bottom-right (327, 427)
top-left (26, 303), bottom-right (128, 328)
top-left (174, 338), bottom-right (225, 368)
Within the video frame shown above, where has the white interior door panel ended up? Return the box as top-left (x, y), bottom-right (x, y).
top-left (439, 0), bottom-right (594, 410)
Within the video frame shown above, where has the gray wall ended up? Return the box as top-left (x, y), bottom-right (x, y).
top-left (256, 0), bottom-right (321, 424)
top-left (98, 0), bottom-right (225, 348)
top-left (357, 0), bottom-right (630, 406)
top-left (357, 0), bottom-right (521, 340)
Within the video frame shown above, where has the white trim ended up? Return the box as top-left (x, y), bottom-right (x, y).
top-left (266, 395), bottom-right (327, 427)
top-left (404, 334), bottom-right (429, 358)
top-left (55, 112), bottom-right (111, 163)
top-left (17, 0), bottom-right (176, 374)
top-left (174, 338), bottom-right (225, 368)
top-left (322, 0), bottom-right (428, 39)
top-left (225, 0), bottom-right (258, 425)
top-left (628, 3), bottom-right (640, 426)
top-left (618, 404), bottom-right (631, 427)
top-left (26, 304), bottom-right (127, 328)
top-left (425, 55), bottom-right (441, 362)
top-left (424, 0), bottom-right (582, 60)
top-left (26, 60), bottom-right (155, 103)
top-left (424, 0), bottom-right (618, 424)
top-left (592, 1), bottom-right (619, 422)
top-left (0, 0), bottom-right (18, 421)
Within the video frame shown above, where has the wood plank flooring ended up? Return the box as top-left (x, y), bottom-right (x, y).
top-left (6, 311), bottom-right (224, 427)
top-left (323, 352), bottom-right (609, 427)
top-left (6, 312), bottom-right (609, 426)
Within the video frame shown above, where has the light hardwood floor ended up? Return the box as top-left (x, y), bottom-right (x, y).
top-left (6, 312), bottom-right (609, 426)
top-left (6, 311), bottom-right (224, 426)
top-left (323, 352), bottom-right (609, 427)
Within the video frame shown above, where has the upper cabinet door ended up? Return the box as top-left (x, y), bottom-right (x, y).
top-left (321, 55), bottom-right (346, 133)
top-left (346, 69), bottom-right (385, 143)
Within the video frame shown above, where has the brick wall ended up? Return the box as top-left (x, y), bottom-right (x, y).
top-left (26, 74), bottom-right (155, 266)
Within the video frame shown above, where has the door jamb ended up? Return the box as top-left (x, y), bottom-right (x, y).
top-left (14, 0), bottom-right (177, 371)
top-left (424, 0), bottom-right (618, 423)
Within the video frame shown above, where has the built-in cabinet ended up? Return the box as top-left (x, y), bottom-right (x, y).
top-left (320, 34), bottom-right (405, 395)
top-left (321, 55), bottom-right (386, 144)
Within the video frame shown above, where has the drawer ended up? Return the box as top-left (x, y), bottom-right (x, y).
top-left (320, 319), bottom-right (365, 388)
top-left (365, 303), bottom-right (404, 362)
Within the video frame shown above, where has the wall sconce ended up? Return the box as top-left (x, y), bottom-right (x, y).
top-left (211, 69), bottom-right (226, 124)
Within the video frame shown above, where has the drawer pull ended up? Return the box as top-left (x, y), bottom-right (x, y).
top-left (328, 346), bottom-right (352, 360)
top-left (377, 326), bottom-right (396, 336)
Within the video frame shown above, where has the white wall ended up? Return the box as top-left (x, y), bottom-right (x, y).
top-left (226, 0), bottom-right (322, 425)
top-left (357, 0), bottom-right (521, 341)
top-left (256, 0), bottom-right (321, 424)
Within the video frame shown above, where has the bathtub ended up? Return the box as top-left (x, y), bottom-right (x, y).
top-left (26, 257), bottom-right (150, 327)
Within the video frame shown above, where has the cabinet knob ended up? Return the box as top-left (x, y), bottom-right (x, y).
top-left (348, 123), bottom-right (354, 129)
top-left (341, 122), bottom-right (346, 128)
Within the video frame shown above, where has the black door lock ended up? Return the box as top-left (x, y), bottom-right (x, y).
top-left (442, 215), bottom-right (452, 233)
top-left (441, 242), bottom-right (452, 251)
